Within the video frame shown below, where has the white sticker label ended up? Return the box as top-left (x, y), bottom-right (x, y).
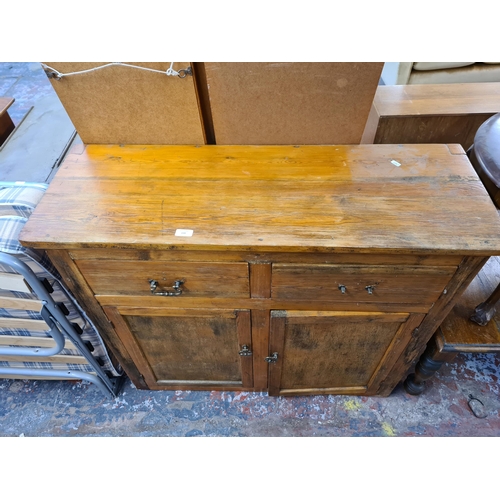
top-left (175, 229), bottom-right (194, 237)
top-left (390, 160), bottom-right (401, 167)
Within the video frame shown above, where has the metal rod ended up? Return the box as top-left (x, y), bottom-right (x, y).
top-left (0, 367), bottom-right (117, 398)
top-left (0, 253), bottom-right (119, 396)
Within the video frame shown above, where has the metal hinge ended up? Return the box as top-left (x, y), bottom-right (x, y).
top-left (239, 345), bottom-right (253, 357)
top-left (265, 352), bottom-right (278, 363)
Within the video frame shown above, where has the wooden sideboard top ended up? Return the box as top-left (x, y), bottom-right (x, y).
top-left (19, 144), bottom-right (500, 255)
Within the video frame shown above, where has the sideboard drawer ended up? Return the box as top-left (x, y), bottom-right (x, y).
top-left (75, 260), bottom-right (250, 298)
top-left (271, 264), bottom-right (456, 305)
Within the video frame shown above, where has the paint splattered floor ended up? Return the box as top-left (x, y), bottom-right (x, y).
top-left (0, 62), bottom-right (499, 437)
top-left (1, 350), bottom-right (499, 436)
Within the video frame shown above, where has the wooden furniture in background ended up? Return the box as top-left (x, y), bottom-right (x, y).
top-left (404, 112), bottom-right (500, 394)
top-left (43, 62), bottom-right (206, 144)
top-left (0, 97), bottom-right (15, 146)
top-left (405, 257), bottom-right (500, 394)
top-left (19, 144), bottom-right (500, 396)
top-left (362, 82), bottom-right (500, 150)
top-left (467, 112), bottom-right (500, 208)
top-left (204, 63), bottom-right (383, 144)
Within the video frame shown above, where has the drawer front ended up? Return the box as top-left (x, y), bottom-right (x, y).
top-left (75, 260), bottom-right (250, 298)
top-left (271, 264), bottom-right (456, 305)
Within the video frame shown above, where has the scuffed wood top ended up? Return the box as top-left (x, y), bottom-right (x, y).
top-left (19, 144), bottom-right (500, 255)
top-left (375, 83), bottom-right (500, 117)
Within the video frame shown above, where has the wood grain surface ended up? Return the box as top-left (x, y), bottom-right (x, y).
top-left (271, 264), bottom-right (456, 304)
top-left (67, 249), bottom-right (462, 266)
top-left (370, 83), bottom-right (500, 149)
top-left (375, 83), bottom-right (500, 116)
top-left (19, 144), bottom-right (500, 256)
top-left (75, 260), bottom-right (249, 297)
top-left (376, 255), bottom-right (488, 395)
top-left (47, 249), bottom-right (149, 389)
top-left (120, 309), bottom-right (249, 385)
top-left (268, 311), bottom-right (412, 394)
top-left (439, 256), bottom-right (500, 349)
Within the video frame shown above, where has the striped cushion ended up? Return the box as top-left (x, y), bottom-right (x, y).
top-left (0, 182), bottom-right (48, 218)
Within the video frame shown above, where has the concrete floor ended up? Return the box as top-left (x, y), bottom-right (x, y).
top-left (0, 62), bottom-right (499, 437)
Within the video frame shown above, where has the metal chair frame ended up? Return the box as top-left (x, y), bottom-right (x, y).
top-left (0, 252), bottom-right (120, 398)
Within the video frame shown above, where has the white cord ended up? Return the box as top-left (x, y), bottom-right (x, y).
top-left (165, 62), bottom-right (179, 77)
top-left (41, 62), bottom-right (182, 79)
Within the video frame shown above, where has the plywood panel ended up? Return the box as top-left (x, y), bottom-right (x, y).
top-left (204, 62), bottom-right (383, 144)
top-left (43, 62), bottom-right (205, 144)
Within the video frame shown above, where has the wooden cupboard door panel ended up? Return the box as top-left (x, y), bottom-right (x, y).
top-left (105, 307), bottom-right (253, 389)
top-left (271, 264), bottom-right (456, 305)
top-left (76, 260), bottom-right (250, 297)
top-left (268, 311), bottom-right (420, 396)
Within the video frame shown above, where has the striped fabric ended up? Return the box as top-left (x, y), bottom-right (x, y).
top-left (0, 216), bottom-right (122, 376)
top-left (0, 182), bottom-right (49, 218)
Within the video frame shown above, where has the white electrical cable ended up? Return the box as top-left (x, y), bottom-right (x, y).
top-left (41, 62), bottom-right (183, 79)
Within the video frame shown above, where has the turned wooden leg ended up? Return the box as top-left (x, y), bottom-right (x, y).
top-left (470, 281), bottom-right (500, 326)
top-left (404, 334), bottom-right (457, 395)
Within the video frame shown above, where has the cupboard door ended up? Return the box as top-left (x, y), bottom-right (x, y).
top-left (104, 307), bottom-right (253, 390)
top-left (268, 310), bottom-right (424, 396)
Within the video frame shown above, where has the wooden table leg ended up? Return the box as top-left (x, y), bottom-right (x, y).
top-left (469, 281), bottom-right (500, 326)
top-left (404, 332), bottom-right (457, 395)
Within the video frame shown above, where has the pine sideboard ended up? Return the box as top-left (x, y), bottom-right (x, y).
top-left (19, 144), bottom-right (500, 396)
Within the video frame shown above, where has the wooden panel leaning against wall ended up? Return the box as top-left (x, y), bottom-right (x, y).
top-left (203, 62), bottom-right (384, 145)
top-left (42, 62), bottom-right (206, 144)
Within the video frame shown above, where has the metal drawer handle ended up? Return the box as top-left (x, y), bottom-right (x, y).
top-left (338, 284), bottom-right (347, 294)
top-left (365, 285), bottom-right (376, 295)
top-left (149, 279), bottom-right (184, 296)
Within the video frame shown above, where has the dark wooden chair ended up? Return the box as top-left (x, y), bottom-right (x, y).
top-left (405, 113), bottom-right (500, 395)
top-left (404, 257), bottom-right (500, 394)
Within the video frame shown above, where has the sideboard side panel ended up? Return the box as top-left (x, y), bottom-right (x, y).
top-left (46, 249), bottom-right (149, 390)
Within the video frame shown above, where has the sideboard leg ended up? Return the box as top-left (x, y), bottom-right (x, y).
top-left (404, 333), bottom-right (457, 395)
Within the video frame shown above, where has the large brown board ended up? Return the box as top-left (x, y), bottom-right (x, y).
top-left (204, 62), bottom-right (383, 144)
top-left (43, 62), bottom-right (206, 144)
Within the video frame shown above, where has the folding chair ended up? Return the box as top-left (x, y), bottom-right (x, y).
top-left (0, 182), bottom-right (122, 398)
